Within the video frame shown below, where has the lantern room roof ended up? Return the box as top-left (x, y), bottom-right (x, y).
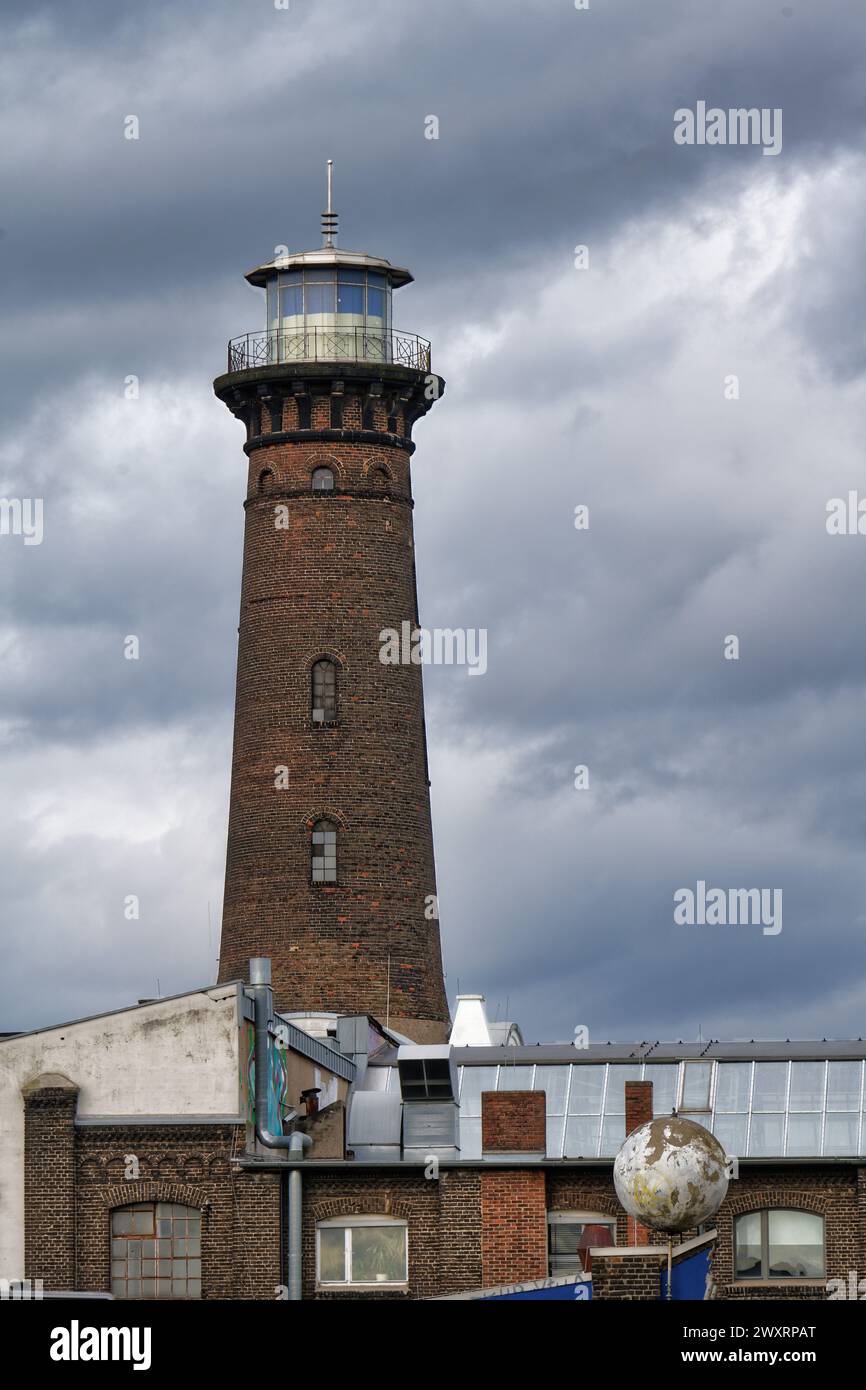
top-left (245, 247), bottom-right (414, 289)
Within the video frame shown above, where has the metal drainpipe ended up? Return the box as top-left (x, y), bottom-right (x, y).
top-left (249, 958), bottom-right (312, 1301)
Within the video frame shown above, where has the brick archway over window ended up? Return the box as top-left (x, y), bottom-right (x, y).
top-left (101, 1181), bottom-right (208, 1211)
top-left (310, 1195), bottom-right (413, 1224)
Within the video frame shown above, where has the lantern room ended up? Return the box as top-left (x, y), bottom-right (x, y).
top-left (228, 162), bottom-right (430, 373)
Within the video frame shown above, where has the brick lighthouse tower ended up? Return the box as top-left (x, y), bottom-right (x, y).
top-left (215, 166), bottom-right (449, 1042)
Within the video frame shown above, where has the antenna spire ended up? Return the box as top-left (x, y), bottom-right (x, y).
top-left (322, 159), bottom-right (338, 247)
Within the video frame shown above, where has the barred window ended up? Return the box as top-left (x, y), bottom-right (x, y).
top-left (110, 1202), bottom-right (201, 1299)
top-left (312, 819), bottom-right (337, 883)
top-left (311, 660), bottom-right (337, 723)
top-left (312, 467), bottom-right (334, 492)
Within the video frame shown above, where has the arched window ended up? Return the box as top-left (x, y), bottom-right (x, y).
top-left (734, 1210), bottom-right (824, 1281)
top-left (257, 468), bottom-right (275, 494)
top-left (371, 467), bottom-right (390, 491)
top-left (316, 1216), bottom-right (407, 1287)
top-left (312, 467), bottom-right (334, 492)
top-left (311, 659), bottom-right (338, 724)
top-left (311, 819), bottom-right (337, 883)
top-left (110, 1202), bottom-right (202, 1299)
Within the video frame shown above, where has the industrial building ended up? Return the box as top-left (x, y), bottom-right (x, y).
top-left (4, 186), bottom-right (864, 1301)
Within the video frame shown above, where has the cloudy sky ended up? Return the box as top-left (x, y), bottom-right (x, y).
top-left (3, 0), bottom-right (866, 1044)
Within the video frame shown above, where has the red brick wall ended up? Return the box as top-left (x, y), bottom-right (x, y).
top-left (623, 1080), bottom-right (653, 1245)
top-left (480, 1170), bottom-right (548, 1287)
top-left (625, 1081), bottom-right (653, 1135)
top-left (215, 366), bottom-right (449, 1039)
top-left (481, 1091), bottom-right (546, 1152)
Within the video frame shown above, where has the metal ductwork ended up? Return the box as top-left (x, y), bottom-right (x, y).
top-left (249, 958), bottom-right (311, 1301)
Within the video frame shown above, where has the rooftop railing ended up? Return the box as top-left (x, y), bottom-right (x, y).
top-left (227, 327), bottom-right (431, 373)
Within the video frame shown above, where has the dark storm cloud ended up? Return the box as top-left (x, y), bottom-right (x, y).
top-left (3, 0), bottom-right (866, 1040)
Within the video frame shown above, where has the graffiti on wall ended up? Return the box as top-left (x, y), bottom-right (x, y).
top-left (240, 1021), bottom-right (291, 1134)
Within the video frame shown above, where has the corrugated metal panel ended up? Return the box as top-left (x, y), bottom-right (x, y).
top-left (274, 1016), bottom-right (356, 1082)
top-left (348, 1090), bottom-right (402, 1146)
top-left (403, 1102), bottom-right (458, 1150)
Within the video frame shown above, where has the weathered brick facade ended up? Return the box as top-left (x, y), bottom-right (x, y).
top-left (215, 365), bottom-right (449, 1040)
top-left (23, 1093), bottom-right (281, 1300)
top-left (481, 1090), bottom-right (546, 1153)
top-left (21, 1084), bottom-right (866, 1301)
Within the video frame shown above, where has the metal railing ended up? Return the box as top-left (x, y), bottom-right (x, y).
top-left (227, 327), bottom-right (431, 373)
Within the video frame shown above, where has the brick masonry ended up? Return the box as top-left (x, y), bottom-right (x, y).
top-left (481, 1091), bottom-right (545, 1152)
top-left (624, 1080), bottom-right (653, 1246)
top-left (21, 1081), bottom-right (866, 1300)
top-left (214, 366), bottom-right (449, 1040)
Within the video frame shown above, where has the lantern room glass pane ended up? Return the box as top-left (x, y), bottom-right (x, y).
top-left (280, 284), bottom-right (303, 317)
top-left (367, 287), bottom-right (385, 320)
top-left (337, 283), bottom-right (364, 314)
top-left (306, 282), bottom-right (335, 314)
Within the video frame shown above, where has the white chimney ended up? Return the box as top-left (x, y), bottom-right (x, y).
top-left (449, 994), bottom-right (493, 1047)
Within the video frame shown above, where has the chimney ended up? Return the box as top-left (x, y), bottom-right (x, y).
top-left (624, 1081), bottom-right (654, 1246)
top-left (300, 1087), bottom-right (321, 1119)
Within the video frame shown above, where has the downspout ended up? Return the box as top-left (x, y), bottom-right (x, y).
top-left (249, 958), bottom-right (311, 1300)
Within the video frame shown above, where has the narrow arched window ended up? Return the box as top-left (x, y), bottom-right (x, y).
top-left (312, 467), bottom-right (334, 492)
top-left (258, 468), bottom-right (275, 494)
top-left (371, 467), bottom-right (390, 491)
top-left (311, 819), bottom-right (337, 883)
top-left (311, 659), bottom-right (337, 724)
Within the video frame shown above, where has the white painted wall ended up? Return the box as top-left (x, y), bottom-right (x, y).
top-left (0, 985), bottom-right (241, 1280)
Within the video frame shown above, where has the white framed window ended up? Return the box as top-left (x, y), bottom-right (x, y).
top-left (316, 1216), bottom-right (408, 1287)
top-left (547, 1210), bottom-right (615, 1276)
top-left (734, 1209), bottom-right (825, 1281)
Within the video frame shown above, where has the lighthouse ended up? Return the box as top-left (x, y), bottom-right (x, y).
top-left (215, 166), bottom-right (449, 1042)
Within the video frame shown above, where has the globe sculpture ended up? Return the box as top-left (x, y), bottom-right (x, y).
top-left (613, 1114), bottom-right (729, 1235)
